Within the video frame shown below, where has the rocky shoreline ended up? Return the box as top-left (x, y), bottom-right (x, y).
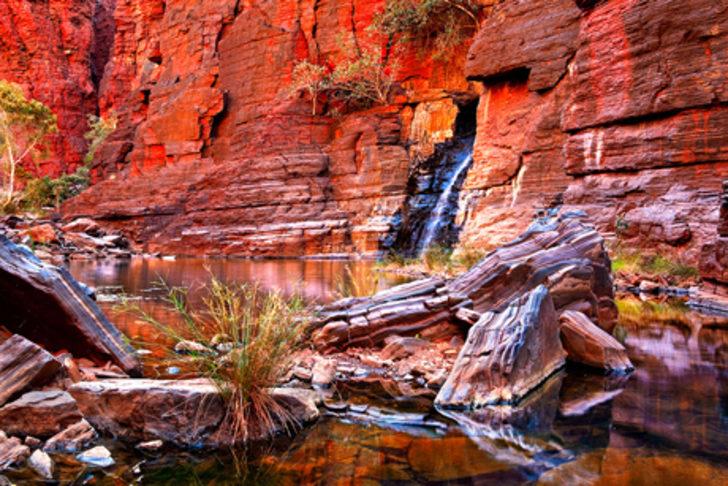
top-left (1, 212), bottom-right (726, 482)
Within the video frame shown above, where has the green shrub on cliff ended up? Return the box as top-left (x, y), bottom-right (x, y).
top-left (21, 165), bottom-right (90, 212)
top-left (0, 80), bottom-right (57, 211)
top-left (122, 277), bottom-right (309, 443)
top-left (84, 112), bottom-right (117, 164)
top-left (372, 0), bottom-right (481, 58)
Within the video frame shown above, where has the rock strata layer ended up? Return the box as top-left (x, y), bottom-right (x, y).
top-left (0, 390), bottom-right (83, 438)
top-left (0, 335), bottom-right (61, 406)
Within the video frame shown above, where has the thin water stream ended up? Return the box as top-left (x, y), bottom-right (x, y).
top-left (6, 257), bottom-right (726, 485)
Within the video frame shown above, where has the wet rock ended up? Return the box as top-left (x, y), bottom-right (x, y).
top-left (136, 440), bottom-right (163, 452)
top-left (23, 436), bottom-right (42, 448)
top-left (76, 446), bottom-right (115, 468)
top-left (559, 310), bottom-right (634, 373)
top-left (0, 335), bottom-right (62, 406)
top-left (61, 218), bottom-right (100, 234)
top-left (436, 286), bottom-right (566, 408)
top-left (0, 434), bottom-right (30, 471)
top-left (43, 420), bottom-right (98, 453)
top-left (27, 449), bottom-right (53, 479)
top-left (0, 236), bottom-right (141, 375)
top-left (0, 390), bottom-right (83, 438)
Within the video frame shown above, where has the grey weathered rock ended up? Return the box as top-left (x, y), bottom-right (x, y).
top-left (435, 286), bottom-right (567, 408)
top-left (43, 420), bottom-right (98, 453)
top-left (311, 358), bottom-right (337, 388)
top-left (27, 449), bottom-right (54, 479)
top-left (0, 390), bottom-right (82, 438)
top-left (0, 335), bottom-right (61, 406)
top-left (0, 236), bottom-right (141, 375)
top-left (559, 310), bottom-right (633, 372)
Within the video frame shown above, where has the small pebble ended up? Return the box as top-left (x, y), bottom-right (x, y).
top-left (76, 446), bottom-right (115, 468)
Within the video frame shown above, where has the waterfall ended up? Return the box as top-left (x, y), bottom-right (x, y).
top-left (416, 142), bottom-right (474, 255)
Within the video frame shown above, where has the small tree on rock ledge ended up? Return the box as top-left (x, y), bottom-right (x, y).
top-left (0, 80), bottom-right (57, 209)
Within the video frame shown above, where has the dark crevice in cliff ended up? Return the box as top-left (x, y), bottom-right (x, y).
top-left (91, 0), bottom-right (117, 93)
top-left (388, 97), bottom-right (479, 256)
top-left (467, 66), bottom-right (531, 85)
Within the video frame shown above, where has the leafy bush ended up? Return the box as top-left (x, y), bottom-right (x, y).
top-left (372, 0), bottom-right (481, 58)
top-left (122, 277), bottom-right (310, 442)
top-left (21, 165), bottom-right (90, 211)
top-left (0, 80), bottom-right (57, 210)
top-left (84, 113), bottom-right (117, 164)
top-left (423, 244), bottom-right (454, 273)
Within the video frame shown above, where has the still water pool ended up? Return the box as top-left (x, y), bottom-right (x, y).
top-left (20, 257), bottom-right (727, 485)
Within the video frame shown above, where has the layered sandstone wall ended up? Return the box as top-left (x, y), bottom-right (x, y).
top-left (62, 0), bottom-right (483, 256)
top-left (458, 0), bottom-right (728, 266)
top-left (1, 0), bottom-right (725, 268)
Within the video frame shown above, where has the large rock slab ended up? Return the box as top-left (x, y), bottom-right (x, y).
top-left (0, 236), bottom-right (141, 376)
top-left (435, 286), bottom-right (566, 408)
top-left (310, 214), bottom-right (615, 353)
top-left (69, 379), bottom-right (320, 447)
top-left (0, 335), bottom-right (61, 406)
top-left (0, 390), bottom-right (83, 438)
top-left (559, 310), bottom-right (633, 373)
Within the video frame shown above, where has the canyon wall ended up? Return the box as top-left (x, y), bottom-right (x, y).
top-left (0, 0), bottom-right (726, 273)
top-left (0, 0), bottom-right (100, 176)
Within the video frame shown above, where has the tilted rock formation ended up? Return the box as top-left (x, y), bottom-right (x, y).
top-left (559, 310), bottom-right (633, 373)
top-left (0, 236), bottom-right (141, 375)
top-left (310, 214), bottom-right (615, 353)
top-left (0, 335), bottom-right (61, 406)
top-left (435, 285), bottom-right (566, 408)
top-left (699, 180), bottom-right (728, 287)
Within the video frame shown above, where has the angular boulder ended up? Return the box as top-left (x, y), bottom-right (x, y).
top-left (559, 310), bottom-right (633, 373)
top-left (0, 390), bottom-right (83, 438)
top-left (0, 335), bottom-right (61, 406)
top-left (0, 433), bottom-right (30, 471)
top-left (0, 236), bottom-right (141, 376)
top-left (435, 286), bottom-right (567, 408)
top-left (69, 379), bottom-right (320, 447)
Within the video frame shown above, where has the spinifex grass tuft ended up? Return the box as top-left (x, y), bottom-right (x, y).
top-left (122, 276), bottom-right (309, 443)
top-left (335, 264), bottom-right (382, 298)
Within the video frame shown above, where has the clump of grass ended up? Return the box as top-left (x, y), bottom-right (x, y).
top-left (335, 265), bottom-right (382, 298)
top-left (611, 248), bottom-right (700, 284)
top-left (423, 244), bottom-right (454, 274)
top-left (616, 296), bottom-right (692, 328)
top-left (122, 277), bottom-right (309, 443)
top-left (452, 246), bottom-right (488, 270)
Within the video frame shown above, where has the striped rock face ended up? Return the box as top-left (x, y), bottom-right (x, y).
top-left (0, 236), bottom-right (141, 376)
top-left (0, 335), bottom-right (61, 406)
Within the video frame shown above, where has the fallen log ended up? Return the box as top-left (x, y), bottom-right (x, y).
top-left (310, 213), bottom-right (616, 353)
top-left (0, 236), bottom-right (141, 376)
top-left (435, 285), bottom-right (567, 408)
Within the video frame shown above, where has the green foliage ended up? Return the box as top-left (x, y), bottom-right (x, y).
top-left (0, 80), bottom-right (57, 209)
top-left (372, 0), bottom-right (481, 58)
top-left (289, 61), bottom-right (330, 115)
top-left (423, 244), bottom-right (454, 273)
top-left (84, 112), bottom-right (117, 164)
top-left (611, 248), bottom-right (700, 283)
top-left (122, 277), bottom-right (309, 442)
top-left (21, 165), bottom-right (90, 212)
top-left (452, 246), bottom-right (487, 269)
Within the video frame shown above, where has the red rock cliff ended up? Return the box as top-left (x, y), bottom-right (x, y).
top-left (2, 0), bottom-right (725, 267)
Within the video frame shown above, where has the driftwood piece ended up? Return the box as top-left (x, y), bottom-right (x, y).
top-left (0, 335), bottom-right (62, 406)
top-left (559, 310), bottom-right (633, 373)
top-left (0, 236), bottom-right (141, 376)
top-left (435, 285), bottom-right (566, 408)
top-left (310, 214), bottom-right (615, 353)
